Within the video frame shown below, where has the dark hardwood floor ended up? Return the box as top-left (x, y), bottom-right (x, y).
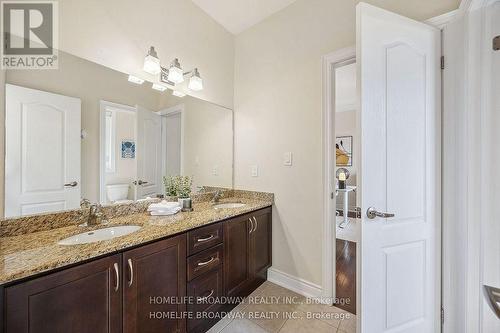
top-left (335, 239), bottom-right (356, 314)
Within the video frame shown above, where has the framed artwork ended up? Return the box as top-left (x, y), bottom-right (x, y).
top-left (121, 140), bottom-right (135, 159)
top-left (336, 136), bottom-right (352, 166)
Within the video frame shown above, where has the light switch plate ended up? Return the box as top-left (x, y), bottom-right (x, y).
top-left (212, 165), bottom-right (218, 176)
top-left (251, 165), bottom-right (259, 177)
top-left (283, 152), bottom-right (293, 166)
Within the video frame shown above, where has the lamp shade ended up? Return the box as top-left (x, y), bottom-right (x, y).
top-left (188, 68), bottom-right (203, 91)
top-left (167, 58), bottom-right (184, 84)
top-left (143, 47), bottom-right (161, 75)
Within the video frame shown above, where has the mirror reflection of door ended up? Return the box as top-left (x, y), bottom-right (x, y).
top-left (135, 106), bottom-right (163, 200)
top-left (101, 102), bottom-right (137, 205)
top-left (5, 84), bottom-right (81, 218)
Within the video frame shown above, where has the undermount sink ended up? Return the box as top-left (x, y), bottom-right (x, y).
top-left (213, 202), bottom-right (247, 209)
top-left (58, 225), bottom-right (142, 246)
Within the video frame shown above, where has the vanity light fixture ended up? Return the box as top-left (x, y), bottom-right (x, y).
top-left (151, 83), bottom-right (168, 92)
top-left (128, 75), bottom-right (145, 84)
top-left (172, 90), bottom-right (186, 97)
top-left (143, 46), bottom-right (161, 75)
top-left (187, 68), bottom-right (203, 91)
top-left (167, 58), bottom-right (184, 84)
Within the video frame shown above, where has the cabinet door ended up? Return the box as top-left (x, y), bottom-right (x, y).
top-left (5, 254), bottom-right (122, 333)
top-left (122, 234), bottom-right (186, 333)
top-left (223, 215), bottom-right (251, 297)
top-left (251, 208), bottom-right (272, 275)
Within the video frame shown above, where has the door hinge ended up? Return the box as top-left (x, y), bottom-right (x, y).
top-left (440, 56), bottom-right (445, 70)
top-left (441, 307), bottom-right (445, 325)
top-left (494, 36), bottom-right (500, 51)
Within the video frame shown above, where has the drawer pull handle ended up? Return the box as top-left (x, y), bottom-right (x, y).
top-left (113, 263), bottom-right (119, 292)
top-left (197, 256), bottom-right (215, 266)
top-left (198, 289), bottom-right (215, 302)
top-left (127, 259), bottom-right (134, 287)
top-left (249, 218), bottom-right (254, 233)
top-left (253, 216), bottom-right (258, 231)
top-left (197, 235), bottom-right (214, 242)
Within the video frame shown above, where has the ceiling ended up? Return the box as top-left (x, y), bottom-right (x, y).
top-left (191, 0), bottom-right (299, 35)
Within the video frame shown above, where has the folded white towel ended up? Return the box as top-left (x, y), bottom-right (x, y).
top-left (147, 200), bottom-right (180, 211)
top-left (150, 207), bottom-right (182, 216)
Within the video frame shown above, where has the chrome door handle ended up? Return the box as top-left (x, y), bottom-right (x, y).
top-left (484, 285), bottom-right (500, 319)
top-left (113, 263), bottom-right (119, 292)
top-left (127, 259), bottom-right (134, 287)
top-left (366, 207), bottom-right (395, 219)
top-left (249, 218), bottom-right (254, 233)
top-left (197, 235), bottom-right (214, 242)
top-left (198, 289), bottom-right (214, 302)
top-left (197, 257), bottom-right (215, 266)
top-left (64, 181), bottom-right (78, 187)
top-left (253, 217), bottom-right (258, 231)
top-left (133, 180), bottom-right (149, 185)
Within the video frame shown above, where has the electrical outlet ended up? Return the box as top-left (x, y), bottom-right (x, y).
top-left (283, 152), bottom-right (293, 166)
top-left (251, 165), bottom-right (259, 177)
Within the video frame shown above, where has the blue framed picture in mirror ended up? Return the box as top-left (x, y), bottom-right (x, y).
top-left (121, 140), bottom-right (136, 159)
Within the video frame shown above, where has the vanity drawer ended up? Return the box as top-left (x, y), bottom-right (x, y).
top-left (187, 222), bottom-right (223, 255)
top-left (187, 267), bottom-right (223, 332)
top-left (187, 267), bottom-right (223, 316)
top-left (187, 244), bottom-right (223, 281)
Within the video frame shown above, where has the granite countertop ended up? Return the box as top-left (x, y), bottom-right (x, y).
top-left (0, 196), bottom-right (272, 285)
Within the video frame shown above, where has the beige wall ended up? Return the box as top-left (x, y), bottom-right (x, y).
top-left (233, 0), bottom-right (459, 286)
top-left (159, 95), bottom-right (233, 191)
top-left (5, 51), bottom-right (160, 203)
top-left (58, 0), bottom-right (235, 109)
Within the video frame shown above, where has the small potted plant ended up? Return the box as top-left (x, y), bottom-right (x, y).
top-left (163, 175), bottom-right (193, 210)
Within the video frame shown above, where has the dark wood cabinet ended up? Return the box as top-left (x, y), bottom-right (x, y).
top-left (187, 267), bottom-right (223, 333)
top-left (4, 254), bottom-right (122, 333)
top-left (2, 206), bottom-right (271, 333)
top-left (122, 234), bottom-right (186, 333)
top-left (223, 207), bottom-right (272, 298)
top-left (250, 208), bottom-right (272, 277)
top-left (223, 214), bottom-right (251, 297)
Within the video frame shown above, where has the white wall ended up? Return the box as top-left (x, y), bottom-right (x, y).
top-left (105, 111), bottom-right (137, 189)
top-left (234, 0), bottom-right (459, 286)
top-left (58, 0), bottom-right (235, 109)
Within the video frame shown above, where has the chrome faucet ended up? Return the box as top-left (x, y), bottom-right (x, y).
top-left (211, 190), bottom-right (224, 203)
top-left (80, 203), bottom-right (108, 227)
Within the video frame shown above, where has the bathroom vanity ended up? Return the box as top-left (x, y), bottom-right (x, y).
top-left (0, 193), bottom-right (272, 333)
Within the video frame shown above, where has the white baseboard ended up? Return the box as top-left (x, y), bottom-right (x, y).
top-left (267, 267), bottom-right (323, 299)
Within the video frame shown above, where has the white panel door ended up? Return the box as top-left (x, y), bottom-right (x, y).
top-left (136, 105), bottom-right (162, 199)
top-left (5, 84), bottom-right (81, 217)
top-left (357, 3), bottom-right (440, 333)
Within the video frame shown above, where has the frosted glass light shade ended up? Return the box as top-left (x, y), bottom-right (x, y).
top-left (168, 66), bottom-right (184, 84)
top-left (143, 54), bottom-right (161, 75)
top-left (188, 75), bottom-right (203, 91)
